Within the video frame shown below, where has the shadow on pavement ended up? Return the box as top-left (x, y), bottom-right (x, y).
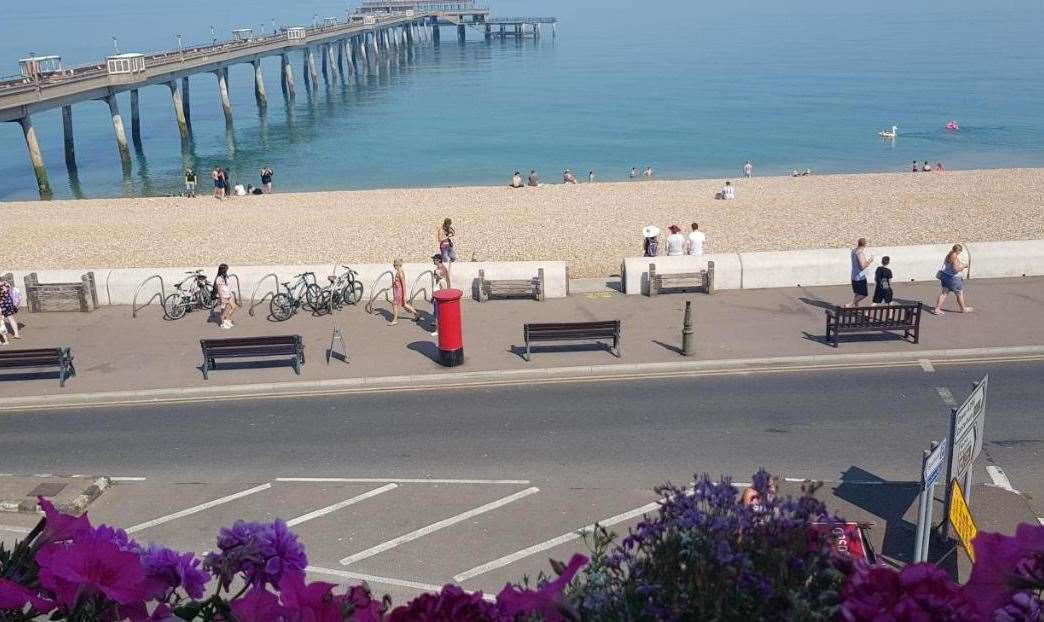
top-left (831, 466), bottom-right (920, 566)
top-left (652, 339), bottom-right (683, 355)
top-left (407, 340), bottom-right (440, 364)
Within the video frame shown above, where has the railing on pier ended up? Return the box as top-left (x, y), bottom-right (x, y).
top-left (484, 17), bottom-right (558, 24)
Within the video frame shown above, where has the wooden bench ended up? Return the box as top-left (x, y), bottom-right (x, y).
top-left (478, 268), bottom-right (545, 302)
top-left (0, 347), bottom-right (76, 387)
top-left (825, 303), bottom-right (922, 347)
top-left (648, 262), bottom-right (715, 296)
top-left (18, 272), bottom-right (98, 313)
top-left (199, 335), bottom-right (304, 379)
top-left (522, 320), bottom-right (620, 361)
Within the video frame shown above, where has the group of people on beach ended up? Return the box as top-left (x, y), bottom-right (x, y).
top-left (509, 166), bottom-right (655, 187)
top-left (912, 160), bottom-right (944, 173)
top-left (643, 223), bottom-right (707, 257)
top-left (183, 166), bottom-right (274, 199)
top-left (847, 238), bottom-right (972, 315)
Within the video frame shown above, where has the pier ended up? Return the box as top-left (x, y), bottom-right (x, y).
top-left (2, 1), bottom-right (556, 198)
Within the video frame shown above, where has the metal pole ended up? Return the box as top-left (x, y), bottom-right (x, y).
top-left (914, 448), bottom-right (930, 563)
top-left (682, 300), bottom-right (695, 356)
top-left (923, 480), bottom-right (936, 561)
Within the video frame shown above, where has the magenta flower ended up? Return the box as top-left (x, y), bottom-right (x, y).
top-left (840, 563), bottom-right (980, 621)
top-left (334, 584), bottom-right (386, 622)
top-left (36, 538), bottom-right (148, 608)
top-left (276, 569), bottom-right (344, 622)
top-left (495, 553), bottom-right (587, 621)
top-left (140, 544), bottom-right (210, 600)
top-left (37, 496), bottom-right (91, 544)
top-left (230, 587), bottom-right (290, 622)
top-left (388, 584), bottom-right (500, 622)
top-left (0, 578), bottom-right (54, 613)
top-left (965, 524), bottom-right (1044, 618)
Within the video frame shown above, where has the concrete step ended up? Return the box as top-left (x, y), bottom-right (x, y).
top-left (568, 277), bottom-right (623, 295)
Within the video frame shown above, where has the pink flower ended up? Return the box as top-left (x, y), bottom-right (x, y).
top-left (387, 584), bottom-right (499, 622)
top-left (840, 563), bottom-right (980, 621)
top-left (231, 587), bottom-right (290, 622)
top-left (495, 553), bottom-right (587, 621)
top-left (36, 538), bottom-right (148, 609)
top-left (335, 584), bottom-right (386, 622)
top-left (37, 496), bottom-right (91, 544)
top-left (277, 569), bottom-right (344, 622)
top-left (0, 578), bottom-right (54, 613)
top-left (965, 523), bottom-right (1044, 618)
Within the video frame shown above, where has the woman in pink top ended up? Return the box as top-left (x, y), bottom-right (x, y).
top-left (388, 259), bottom-right (418, 326)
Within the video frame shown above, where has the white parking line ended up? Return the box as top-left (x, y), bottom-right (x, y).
top-left (340, 487), bottom-right (540, 566)
top-left (1038, 517), bottom-right (1044, 526)
top-left (307, 566), bottom-right (495, 602)
top-left (0, 524), bottom-right (31, 534)
top-left (276, 477), bottom-right (531, 485)
top-left (287, 484), bottom-right (398, 527)
top-left (453, 499), bottom-right (660, 583)
top-left (110, 476), bottom-right (148, 482)
top-left (986, 466), bottom-right (1017, 492)
top-left (936, 387), bottom-right (957, 407)
top-left (920, 360), bottom-right (935, 373)
top-left (125, 483), bottom-right (272, 534)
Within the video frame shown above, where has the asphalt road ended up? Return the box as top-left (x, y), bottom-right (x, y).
top-left (1, 359), bottom-right (1041, 602)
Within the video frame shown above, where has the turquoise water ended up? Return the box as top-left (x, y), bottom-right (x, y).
top-left (2, 0), bottom-right (1044, 200)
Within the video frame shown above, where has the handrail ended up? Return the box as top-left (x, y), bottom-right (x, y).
top-left (248, 273), bottom-right (280, 317)
top-left (131, 274), bottom-right (166, 318)
top-left (364, 270), bottom-right (394, 314)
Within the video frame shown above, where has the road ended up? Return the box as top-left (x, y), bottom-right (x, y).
top-left (1, 359), bottom-right (1041, 602)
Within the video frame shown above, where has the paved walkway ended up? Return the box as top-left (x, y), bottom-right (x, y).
top-left (2, 277), bottom-right (1042, 398)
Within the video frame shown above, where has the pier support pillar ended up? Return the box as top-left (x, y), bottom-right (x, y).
top-left (130, 89), bottom-right (142, 148)
top-left (339, 39), bottom-right (351, 78)
top-left (252, 59), bottom-right (268, 109)
top-left (104, 94), bottom-right (132, 168)
top-left (181, 77), bottom-right (192, 128)
top-left (484, 24), bottom-right (492, 41)
top-left (167, 81), bottom-right (189, 140)
top-left (281, 53), bottom-right (295, 100)
top-left (432, 19), bottom-right (440, 46)
top-left (457, 24), bottom-right (466, 44)
top-left (305, 48), bottom-right (319, 91)
top-left (406, 23), bottom-right (414, 45)
top-left (326, 43), bottom-right (338, 84)
top-left (216, 68), bottom-right (233, 126)
top-left (61, 105), bottom-right (77, 170)
top-left (19, 116), bottom-right (51, 196)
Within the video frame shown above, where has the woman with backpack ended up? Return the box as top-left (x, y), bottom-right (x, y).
top-left (0, 279), bottom-right (21, 340)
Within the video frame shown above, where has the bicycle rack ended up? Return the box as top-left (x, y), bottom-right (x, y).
top-left (364, 270), bottom-right (394, 315)
top-left (131, 274), bottom-right (166, 319)
top-left (248, 273), bottom-right (280, 317)
top-left (409, 270), bottom-right (436, 305)
top-left (227, 273), bottom-right (243, 304)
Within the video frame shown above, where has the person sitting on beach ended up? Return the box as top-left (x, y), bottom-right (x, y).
top-left (233, 183), bottom-right (247, 197)
top-left (510, 171), bottom-right (524, 188)
top-left (792, 169), bottom-right (801, 177)
top-left (563, 169), bottom-right (577, 184)
top-left (251, 185), bottom-right (263, 195)
top-left (630, 167), bottom-right (639, 179)
top-left (912, 160), bottom-right (919, 173)
top-left (687, 223), bottom-right (705, 256)
top-left (803, 168), bottom-right (812, 176)
top-left (665, 225), bottom-right (685, 256)
top-left (642, 225), bottom-right (660, 257)
top-left (721, 180), bottom-right (735, 200)
top-left (922, 161), bottom-right (932, 172)
top-left (527, 170), bottom-right (540, 187)
top-left (643, 166), bottom-right (654, 177)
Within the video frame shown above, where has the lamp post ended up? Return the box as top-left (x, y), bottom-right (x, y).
top-left (177, 34), bottom-right (183, 58)
top-left (112, 36), bottom-right (119, 54)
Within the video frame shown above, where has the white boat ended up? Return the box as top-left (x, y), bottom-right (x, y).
top-left (878, 125), bottom-right (898, 139)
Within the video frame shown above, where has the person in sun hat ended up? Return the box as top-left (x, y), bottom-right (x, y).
top-left (642, 225), bottom-right (660, 257)
top-left (666, 224), bottom-right (686, 256)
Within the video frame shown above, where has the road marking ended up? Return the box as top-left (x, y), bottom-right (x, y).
top-left (936, 387), bottom-right (957, 407)
top-left (919, 360), bottom-right (935, 373)
top-left (125, 483), bottom-right (271, 533)
top-left (453, 498), bottom-right (660, 583)
top-left (0, 524), bottom-right (31, 534)
top-left (340, 487), bottom-right (540, 566)
top-left (307, 566), bottom-right (494, 602)
top-left (286, 484), bottom-right (397, 527)
top-left (277, 477), bottom-right (531, 485)
top-left (110, 476), bottom-right (148, 481)
top-left (1038, 517), bottom-right (1044, 526)
top-left (985, 466), bottom-right (1017, 492)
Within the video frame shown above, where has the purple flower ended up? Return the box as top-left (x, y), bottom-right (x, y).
top-left (277, 569), bottom-right (353, 622)
top-left (36, 538), bottom-right (148, 609)
top-left (260, 519), bottom-right (308, 587)
top-left (140, 544), bottom-right (210, 600)
top-left (335, 584), bottom-right (387, 622)
top-left (388, 584), bottom-right (500, 622)
top-left (205, 519), bottom-right (308, 589)
top-left (0, 578), bottom-right (54, 613)
top-left (230, 586), bottom-right (289, 622)
top-left (81, 523), bottom-right (141, 553)
top-left (496, 553), bottom-right (587, 621)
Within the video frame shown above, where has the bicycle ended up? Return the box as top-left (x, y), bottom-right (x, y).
top-left (269, 272), bottom-right (322, 322)
top-left (164, 270), bottom-right (216, 320)
top-left (314, 266), bottom-right (365, 315)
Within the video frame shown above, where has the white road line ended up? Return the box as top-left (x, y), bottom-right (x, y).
top-left (307, 566), bottom-right (494, 602)
top-left (287, 484), bottom-right (398, 527)
top-left (1038, 517), bottom-right (1044, 526)
top-left (920, 360), bottom-right (935, 373)
top-left (276, 477), bottom-right (531, 485)
top-left (453, 500), bottom-right (662, 583)
top-left (340, 487), bottom-right (540, 566)
top-left (125, 483), bottom-right (271, 533)
top-left (0, 524), bottom-right (32, 534)
top-left (986, 466), bottom-right (1017, 492)
top-left (110, 476), bottom-right (148, 481)
top-left (936, 387), bottom-right (957, 407)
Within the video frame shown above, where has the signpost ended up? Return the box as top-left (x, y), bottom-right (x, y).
top-left (948, 480), bottom-right (979, 562)
top-left (914, 438), bottom-right (947, 562)
top-left (942, 375), bottom-right (988, 538)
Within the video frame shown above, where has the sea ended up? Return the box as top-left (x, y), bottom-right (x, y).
top-left (2, 0), bottom-right (1044, 201)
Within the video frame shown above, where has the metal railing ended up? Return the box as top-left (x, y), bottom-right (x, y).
top-left (131, 274), bottom-right (166, 318)
top-left (248, 273), bottom-right (280, 317)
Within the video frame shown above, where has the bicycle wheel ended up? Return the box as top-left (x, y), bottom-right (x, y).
top-left (270, 293), bottom-right (294, 322)
top-left (303, 284), bottom-right (323, 312)
top-left (199, 285), bottom-right (218, 310)
top-left (315, 290), bottom-right (333, 315)
top-left (164, 293), bottom-right (187, 320)
top-left (343, 281), bottom-right (364, 305)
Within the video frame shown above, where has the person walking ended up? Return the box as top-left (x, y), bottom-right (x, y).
top-left (932, 244), bottom-right (973, 315)
top-left (388, 259), bottom-right (418, 326)
top-left (212, 168), bottom-right (224, 200)
top-left (213, 263), bottom-right (238, 329)
top-left (744, 161), bottom-right (753, 178)
top-left (847, 238), bottom-right (875, 307)
top-left (873, 256), bottom-right (894, 304)
top-left (0, 279), bottom-right (20, 340)
top-left (184, 168), bottom-right (197, 197)
top-left (686, 222), bottom-right (706, 256)
top-left (437, 218), bottom-right (457, 263)
top-left (430, 253), bottom-right (450, 337)
top-left (260, 166), bottom-right (274, 193)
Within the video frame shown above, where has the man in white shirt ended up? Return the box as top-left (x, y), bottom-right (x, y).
top-left (665, 225), bottom-right (686, 256)
top-left (744, 161), bottom-right (753, 178)
top-left (686, 223), bottom-right (706, 256)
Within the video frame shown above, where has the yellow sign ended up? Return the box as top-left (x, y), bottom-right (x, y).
top-left (949, 480), bottom-right (978, 562)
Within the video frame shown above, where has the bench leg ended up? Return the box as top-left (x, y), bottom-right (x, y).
top-left (202, 355), bottom-right (210, 380)
top-left (525, 340), bottom-right (531, 362)
top-left (292, 356), bottom-right (302, 375)
top-left (614, 336), bottom-right (621, 358)
top-left (59, 361), bottom-right (67, 388)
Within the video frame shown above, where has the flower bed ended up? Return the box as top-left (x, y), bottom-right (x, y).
top-left (1, 471), bottom-right (1041, 621)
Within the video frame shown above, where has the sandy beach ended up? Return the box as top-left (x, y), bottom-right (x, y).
top-left (2, 168), bottom-right (1043, 277)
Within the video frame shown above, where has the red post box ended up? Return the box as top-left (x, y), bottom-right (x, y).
top-left (433, 288), bottom-right (463, 367)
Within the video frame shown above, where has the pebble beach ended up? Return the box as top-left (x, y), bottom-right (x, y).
top-left (3, 168), bottom-right (1043, 277)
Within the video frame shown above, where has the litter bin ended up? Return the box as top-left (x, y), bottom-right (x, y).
top-left (433, 288), bottom-right (463, 367)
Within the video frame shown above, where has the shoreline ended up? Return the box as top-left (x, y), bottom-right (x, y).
top-left (3, 168), bottom-right (1043, 278)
